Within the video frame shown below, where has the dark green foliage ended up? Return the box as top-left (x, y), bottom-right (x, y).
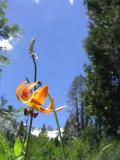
top-left (0, 133), bottom-right (15, 159)
top-left (0, 96), bottom-right (22, 145)
top-left (83, 0), bottom-right (120, 136)
top-left (0, 95), bottom-right (17, 120)
top-left (1, 130), bottom-right (120, 160)
top-left (0, 0), bottom-right (20, 74)
top-left (65, 75), bottom-right (87, 137)
top-left (27, 134), bottom-right (56, 160)
top-left (17, 121), bottom-right (27, 141)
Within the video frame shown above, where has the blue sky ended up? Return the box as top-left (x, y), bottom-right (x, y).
top-left (0, 0), bottom-right (89, 129)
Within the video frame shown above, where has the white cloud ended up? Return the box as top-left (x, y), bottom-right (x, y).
top-left (34, 0), bottom-right (74, 6)
top-left (34, 0), bottom-right (40, 4)
top-left (0, 37), bottom-right (13, 51)
top-left (68, 0), bottom-right (74, 5)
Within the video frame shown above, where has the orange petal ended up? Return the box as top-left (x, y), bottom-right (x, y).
top-left (21, 82), bottom-right (38, 101)
top-left (16, 81), bottom-right (26, 101)
top-left (31, 85), bottom-right (48, 106)
top-left (32, 102), bottom-right (52, 113)
top-left (46, 97), bottom-right (54, 110)
top-left (47, 105), bottom-right (68, 113)
top-left (37, 106), bottom-right (66, 114)
top-left (32, 104), bottom-right (42, 111)
top-left (38, 107), bottom-right (51, 114)
top-left (30, 103), bottom-right (67, 114)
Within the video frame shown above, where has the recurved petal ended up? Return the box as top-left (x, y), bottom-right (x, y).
top-left (54, 106), bottom-right (68, 112)
top-left (37, 104), bottom-right (68, 114)
top-left (38, 106), bottom-right (68, 114)
top-left (32, 103), bottom-right (52, 114)
top-left (38, 107), bottom-right (52, 114)
top-left (46, 97), bottom-right (54, 110)
top-left (21, 82), bottom-right (38, 101)
top-left (31, 85), bottom-right (48, 106)
top-left (16, 81), bottom-right (26, 101)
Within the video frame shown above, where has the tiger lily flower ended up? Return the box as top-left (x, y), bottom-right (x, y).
top-left (16, 81), bottom-right (67, 114)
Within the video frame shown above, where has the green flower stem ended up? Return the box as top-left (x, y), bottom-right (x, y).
top-left (32, 55), bottom-right (37, 83)
top-left (48, 94), bottom-right (66, 160)
top-left (53, 106), bottom-right (66, 160)
top-left (24, 56), bottom-right (37, 160)
top-left (24, 116), bottom-right (33, 160)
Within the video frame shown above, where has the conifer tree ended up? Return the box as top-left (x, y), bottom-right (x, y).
top-left (64, 75), bottom-right (86, 137)
top-left (83, 0), bottom-right (120, 136)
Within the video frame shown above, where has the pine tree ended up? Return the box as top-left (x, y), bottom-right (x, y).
top-left (64, 75), bottom-right (87, 137)
top-left (83, 0), bottom-right (120, 136)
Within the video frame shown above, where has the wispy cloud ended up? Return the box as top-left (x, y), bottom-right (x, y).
top-left (33, 0), bottom-right (74, 5)
top-left (0, 37), bottom-right (13, 51)
top-left (34, 0), bottom-right (40, 4)
top-left (68, 0), bottom-right (74, 5)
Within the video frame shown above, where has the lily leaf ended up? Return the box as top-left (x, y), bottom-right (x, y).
top-left (14, 138), bottom-right (23, 157)
top-left (16, 156), bottom-right (24, 160)
top-left (0, 153), bottom-right (4, 160)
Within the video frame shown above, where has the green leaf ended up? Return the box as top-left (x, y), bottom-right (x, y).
top-left (102, 144), bottom-right (112, 151)
top-left (14, 138), bottom-right (23, 157)
top-left (0, 153), bottom-right (4, 160)
top-left (24, 142), bottom-right (27, 149)
top-left (16, 156), bottom-right (24, 160)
